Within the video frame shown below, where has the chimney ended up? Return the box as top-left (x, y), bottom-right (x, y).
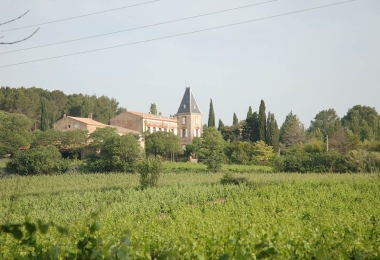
top-left (89, 113), bottom-right (92, 120)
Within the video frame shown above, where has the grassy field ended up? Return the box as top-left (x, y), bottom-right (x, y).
top-left (1, 172), bottom-right (379, 258)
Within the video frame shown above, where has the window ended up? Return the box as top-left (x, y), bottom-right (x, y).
top-left (182, 129), bottom-right (186, 137)
top-left (153, 127), bottom-right (156, 132)
top-left (74, 124), bottom-right (78, 129)
top-left (159, 128), bottom-right (161, 132)
top-left (195, 129), bottom-right (199, 137)
top-left (195, 117), bottom-right (198, 125)
top-left (182, 117), bottom-right (186, 124)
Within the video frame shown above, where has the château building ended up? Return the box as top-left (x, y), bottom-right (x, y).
top-left (109, 87), bottom-right (203, 148)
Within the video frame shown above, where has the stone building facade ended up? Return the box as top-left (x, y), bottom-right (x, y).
top-left (109, 87), bottom-right (203, 148)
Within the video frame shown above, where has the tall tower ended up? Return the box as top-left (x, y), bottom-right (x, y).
top-left (176, 87), bottom-right (203, 149)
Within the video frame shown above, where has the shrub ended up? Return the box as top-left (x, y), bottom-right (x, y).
top-left (220, 173), bottom-right (249, 185)
top-left (6, 146), bottom-right (68, 175)
top-left (137, 157), bottom-right (163, 189)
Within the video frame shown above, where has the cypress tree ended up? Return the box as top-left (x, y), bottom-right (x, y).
top-left (266, 112), bottom-right (279, 152)
top-left (272, 114), bottom-right (280, 152)
top-left (233, 113), bottom-right (238, 125)
top-left (258, 100), bottom-right (266, 142)
top-left (218, 119), bottom-right (225, 131)
top-left (247, 106), bottom-right (253, 118)
top-left (40, 101), bottom-right (49, 132)
top-left (208, 99), bottom-right (215, 128)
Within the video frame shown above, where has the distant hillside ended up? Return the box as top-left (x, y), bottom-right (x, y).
top-left (0, 86), bottom-right (127, 128)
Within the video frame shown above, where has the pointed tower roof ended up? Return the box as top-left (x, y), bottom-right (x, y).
top-left (176, 87), bottom-right (202, 115)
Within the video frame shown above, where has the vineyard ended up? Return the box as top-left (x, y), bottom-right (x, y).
top-left (1, 172), bottom-right (379, 259)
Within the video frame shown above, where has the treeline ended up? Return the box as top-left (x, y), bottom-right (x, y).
top-left (0, 86), bottom-right (127, 128)
top-left (201, 99), bottom-right (380, 172)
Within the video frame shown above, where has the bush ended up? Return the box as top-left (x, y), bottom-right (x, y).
top-left (220, 173), bottom-right (249, 185)
top-left (6, 146), bottom-right (68, 175)
top-left (273, 149), bottom-right (349, 173)
top-left (88, 134), bottom-right (142, 173)
top-left (137, 157), bottom-right (163, 189)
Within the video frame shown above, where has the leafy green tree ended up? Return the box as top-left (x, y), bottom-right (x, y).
top-left (233, 113), bottom-right (238, 125)
top-left (208, 99), bottom-right (215, 128)
top-left (0, 111), bottom-right (33, 155)
top-left (149, 103), bottom-right (158, 115)
top-left (218, 119), bottom-right (225, 131)
top-left (185, 137), bottom-right (201, 158)
top-left (145, 131), bottom-right (182, 159)
top-left (31, 129), bottom-right (64, 149)
top-left (137, 157), bottom-right (163, 189)
top-left (251, 141), bottom-right (274, 165)
top-left (40, 101), bottom-right (49, 132)
top-left (243, 112), bottom-right (259, 142)
top-left (266, 112), bottom-right (279, 153)
top-left (94, 134), bottom-right (142, 172)
top-left (309, 108), bottom-right (341, 140)
top-left (62, 129), bottom-right (89, 159)
top-left (226, 141), bottom-right (254, 165)
top-left (198, 127), bottom-right (226, 172)
top-left (246, 106), bottom-right (253, 118)
top-left (342, 105), bottom-right (380, 141)
top-left (280, 111), bottom-right (305, 149)
top-left (258, 100), bottom-right (266, 142)
top-left (88, 127), bottom-right (119, 152)
top-left (6, 145), bottom-right (68, 175)
top-left (220, 122), bottom-right (244, 142)
top-left (329, 129), bottom-right (361, 154)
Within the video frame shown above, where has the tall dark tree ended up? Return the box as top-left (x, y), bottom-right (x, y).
top-left (258, 100), bottom-right (266, 142)
top-left (266, 112), bottom-right (279, 152)
top-left (40, 101), bottom-right (49, 132)
top-left (218, 119), bottom-right (225, 131)
top-left (208, 99), bottom-right (215, 128)
top-left (280, 111), bottom-right (305, 148)
top-left (149, 103), bottom-right (158, 115)
top-left (243, 111), bottom-right (259, 142)
top-left (247, 106), bottom-right (253, 118)
top-left (233, 113), bottom-right (238, 125)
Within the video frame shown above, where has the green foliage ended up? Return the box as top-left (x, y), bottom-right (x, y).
top-left (233, 113), bottom-right (238, 125)
top-left (145, 131), bottom-right (182, 159)
top-left (40, 101), bottom-right (49, 132)
top-left (220, 122), bottom-right (243, 142)
top-left (309, 108), bottom-right (342, 139)
top-left (6, 145), bottom-right (68, 175)
top-left (0, 111), bottom-right (33, 156)
top-left (329, 129), bottom-right (361, 153)
top-left (218, 118), bottom-right (225, 131)
top-left (258, 100), bottom-right (266, 142)
top-left (0, 174), bottom-right (379, 258)
top-left (199, 127), bottom-right (227, 172)
top-left (266, 112), bottom-right (280, 152)
top-left (274, 149), bottom-right (350, 173)
top-left (280, 111), bottom-right (305, 149)
top-left (89, 134), bottom-right (142, 172)
top-left (243, 111), bottom-right (259, 142)
top-left (137, 157), bottom-right (163, 189)
top-left (302, 138), bottom-right (325, 154)
top-left (226, 141), bottom-right (254, 165)
top-left (88, 126), bottom-right (119, 152)
top-left (346, 150), bottom-right (380, 173)
top-left (0, 86), bottom-right (126, 125)
top-left (208, 99), bottom-right (215, 128)
top-left (342, 105), bottom-right (380, 141)
top-left (252, 140), bottom-right (274, 165)
top-left (31, 129), bottom-right (64, 149)
top-left (220, 172), bottom-right (249, 185)
top-left (185, 137), bottom-right (201, 158)
top-left (149, 103), bottom-right (157, 115)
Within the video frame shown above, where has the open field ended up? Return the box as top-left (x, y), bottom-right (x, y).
top-left (1, 172), bottom-right (379, 258)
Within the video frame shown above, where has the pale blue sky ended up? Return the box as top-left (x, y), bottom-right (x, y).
top-left (1, 0), bottom-right (379, 126)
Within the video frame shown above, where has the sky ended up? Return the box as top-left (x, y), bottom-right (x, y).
top-left (1, 0), bottom-right (379, 127)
